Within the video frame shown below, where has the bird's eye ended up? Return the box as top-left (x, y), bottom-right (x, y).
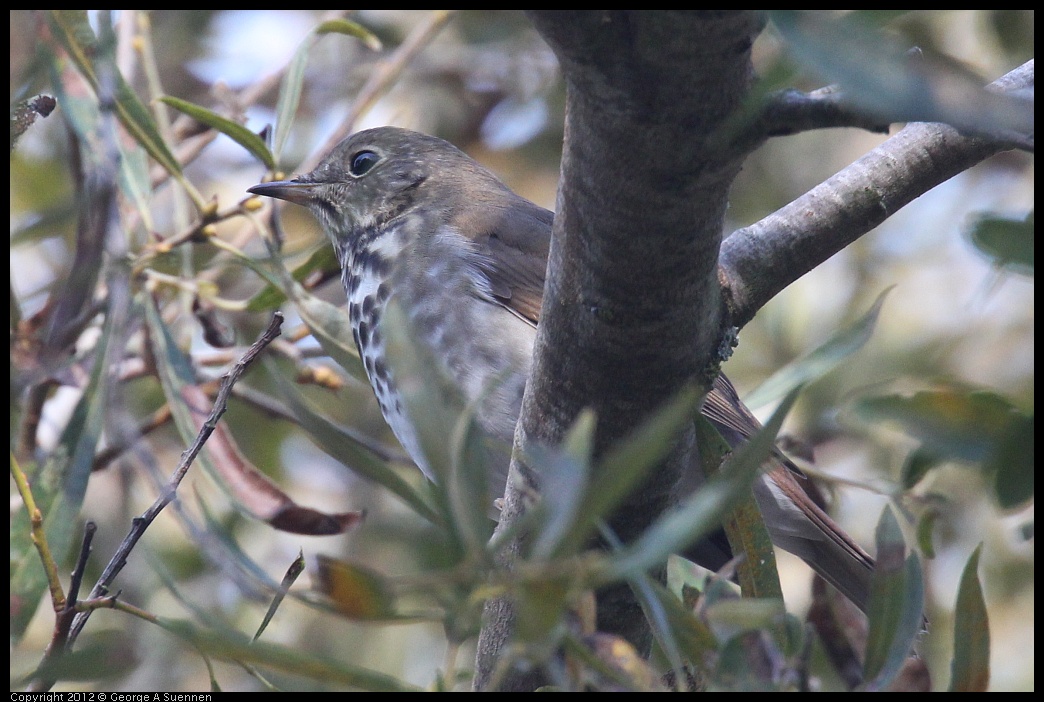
top-left (350, 150), bottom-right (379, 176)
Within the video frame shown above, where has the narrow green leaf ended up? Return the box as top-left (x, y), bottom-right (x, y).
top-left (270, 369), bottom-right (440, 525)
top-left (554, 385), bottom-right (703, 558)
top-left (160, 96), bottom-right (274, 169)
top-left (966, 211), bottom-right (1034, 276)
top-left (900, 447), bottom-right (944, 490)
top-left (853, 388), bottom-right (1029, 472)
top-left (316, 19), bottom-right (383, 50)
top-left (446, 400), bottom-right (498, 556)
top-left (272, 19), bottom-right (380, 161)
top-left (292, 283), bottom-right (368, 383)
top-left (529, 410), bottom-right (596, 560)
top-left (770, 11), bottom-right (1033, 141)
top-left (10, 298), bottom-right (118, 640)
top-left (695, 417), bottom-right (782, 601)
top-left (381, 302), bottom-right (486, 553)
top-left (606, 386), bottom-right (802, 581)
top-left (915, 505), bottom-right (941, 560)
top-left (862, 507), bottom-right (925, 691)
top-left (949, 545), bottom-right (990, 692)
top-left (272, 34), bottom-right (316, 163)
top-left (116, 134), bottom-right (155, 230)
top-left (991, 412), bottom-right (1034, 509)
top-left (243, 246), bottom-right (337, 312)
top-left (745, 286), bottom-right (892, 409)
top-left (160, 618), bottom-right (420, 691)
top-left (49, 11), bottom-right (183, 179)
top-left (26, 630), bottom-right (136, 682)
top-left (254, 551), bottom-right (306, 642)
top-left (640, 578), bottom-right (719, 666)
top-left (702, 597), bottom-right (787, 643)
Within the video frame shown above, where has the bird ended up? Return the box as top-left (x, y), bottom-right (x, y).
top-left (248, 126), bottom-right (875, 613)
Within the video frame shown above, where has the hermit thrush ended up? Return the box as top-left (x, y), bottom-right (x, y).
top-left (249, 126), bottom-right (875, 612)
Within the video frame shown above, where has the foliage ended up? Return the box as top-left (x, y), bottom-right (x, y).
top-left (10, 10), bottom-right (1032, 692)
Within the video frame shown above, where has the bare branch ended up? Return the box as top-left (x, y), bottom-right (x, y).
top-left (719, 60), bottom-right (1033, 329)
top-left (756, 87), bottom-right (892, 138)
top-left (66, 312), bottom-right (284, 645)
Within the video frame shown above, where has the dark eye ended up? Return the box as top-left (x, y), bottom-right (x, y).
top-left (350, 150), bottom-right (379, 176)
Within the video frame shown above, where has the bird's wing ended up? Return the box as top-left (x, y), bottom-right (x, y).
top-left (463, 195), bottom-right (553, 326)
top-left (703, 372), bottom-right (875, 611)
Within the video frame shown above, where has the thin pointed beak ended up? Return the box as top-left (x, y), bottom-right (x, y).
top-left (247, 180), bottom-right (318, 206)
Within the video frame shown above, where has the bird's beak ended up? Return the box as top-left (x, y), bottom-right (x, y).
top-left (247, 180), bottom-right (319, 206)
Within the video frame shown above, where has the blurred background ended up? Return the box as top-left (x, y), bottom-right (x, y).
top-left (10, 10), bottom-right (1033, 691)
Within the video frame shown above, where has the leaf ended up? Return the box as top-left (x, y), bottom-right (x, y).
top-left (554, 385), bottom-right (704, 559)
top-left (852, 388), bottom-right (1033, 507)
top-left (512, 575), bottom-right (574, 645)
top-left (253, 551), bottom-right (306, 641)
top-left (272, 35), bottom-right (315, 163)
top-left (182, 382), bottom-right (364, 535)
top-left (381, 301), bottom-right (491, 553)
top-left (313, 555), bottom-right (395, 620)
top-left (966, 211), bottom-right (1034, 276)
top-left (769, 11), bottom-right (1034, 142)
top-left (862, 507), bottom-right (925, 691)
top-left (272, 18), bottom-right (381, 161)
top-left (243, 244), bottom-right (338, 312)
top-left (565, 632), bottom-right (665, 691)
top-left (694, 416), bottom-right (782, 602)
top-left (640, 579), bottom-right (719, 668)
top-left (900, 447), bottom-right (944, 490)
top-left (852, 388), bottom-right (1020, 461)
top-left (49, 11), bottom-right (183, 179)
top-left (26, 630), bottom-right (137, 682)
top-left (116, 133), bottom-right (155, 229)
top-left (160, 96), bottom-right (274, 169)
top-left (605, 386), bottom-right (802, 580)
top-left (528, 410), bottom-right (596, 560)
top-left (10, 297), bottom-right (117, 640)
top-left (291, 281), bottom-right (368, 383)
top-left (270, 369), bottom-right (440, 524)
top-left (315, 18), bottom-right (383, 49)
top-left (949, 544), bottom-right (990, 692)
top-left (915, 503), bottom-right (941, 559)
top-left (160, 618), bottom-right (420, 691)
top-left (145, 299), bottom-right (365, 535)
top-left (702, 598), bottom-right (787, 643)
top-left (744, 286), bottom-right (892, 409)
top-left (47, 79), bottom-right (155, 234)
top-left (991, 413), bottom-right (1034, 509)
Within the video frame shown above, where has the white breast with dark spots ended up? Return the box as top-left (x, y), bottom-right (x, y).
top-left (343, 221), bottom-right (536, 483)
top-left (345, 228), bottom-right (432, 478)
top-left (397, 226), bottom-right (536, 448)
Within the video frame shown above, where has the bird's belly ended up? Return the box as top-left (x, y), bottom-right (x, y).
top-left (347, 262), bottom-right (535, 481)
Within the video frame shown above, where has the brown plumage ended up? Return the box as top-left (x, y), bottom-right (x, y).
top-left (249, 126), bottom-right (875, 613)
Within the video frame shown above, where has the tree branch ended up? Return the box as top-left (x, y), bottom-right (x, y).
top-left (758, 86), bottom-right (892, 137)
top-left (66, 312), bottom-right (283, 645)
top-left (719, 60), bottom-right (1033, 329)
top-left (478, 11), bottom-right (765, 690)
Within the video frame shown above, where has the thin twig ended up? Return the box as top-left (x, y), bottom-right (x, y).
top-left (66, 521), bottom-right (96, 606)
top-left (22, 522), bottom-right (97, 693)
top-left (719, 60), bottom-right (1034, 328)
top-left (66, 312), bottom-right (284, 645)
top-left (10, 455), bottom-right (67, 611)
